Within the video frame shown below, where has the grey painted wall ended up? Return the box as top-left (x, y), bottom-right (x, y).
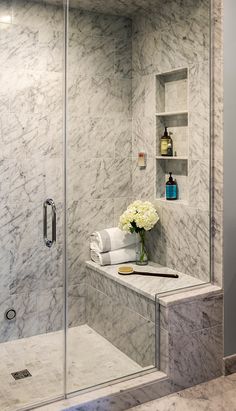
top-left (223, 0), bottom-right (236, 356)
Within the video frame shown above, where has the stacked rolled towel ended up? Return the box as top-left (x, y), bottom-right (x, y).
top-left (90, 227), bottom-right (136, 266)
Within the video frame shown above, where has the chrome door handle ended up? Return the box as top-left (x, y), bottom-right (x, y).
top-left (43, 198), bottom-right (56, 248)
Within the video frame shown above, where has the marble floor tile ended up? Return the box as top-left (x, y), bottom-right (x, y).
top-left (0, 324), bottom-right (147, 411)
top-left (129, 374), bottom-right (236, 411)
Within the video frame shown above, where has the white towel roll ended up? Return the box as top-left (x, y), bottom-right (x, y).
top-left (90, 227), bottom-right (136, 253)
top-left (90, 245), bottom-right (136, 266)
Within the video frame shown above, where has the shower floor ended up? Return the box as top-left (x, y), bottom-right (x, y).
top-left (0, 324), bottom-right (149, 411)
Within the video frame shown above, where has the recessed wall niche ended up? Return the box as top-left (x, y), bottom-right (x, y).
top-left (155, 68), bottom-right (189, 203)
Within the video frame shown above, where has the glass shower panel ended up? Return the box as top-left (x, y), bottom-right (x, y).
top-left (66, 2), bottom-right (156, 394)
top-left (0, 0), bottom-right (65, 409)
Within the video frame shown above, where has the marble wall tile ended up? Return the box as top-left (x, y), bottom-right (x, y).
top-left (115, 36), bottom-right (132, 78)
top-left (38, 27), bottom-right (63, 73)
top-left (37, 287), bottom-right (63, 334)
top-left (169, 324), bottom-right (223, 388)
top-left (188, 63), bottom-right (210, 161)
top-left (68, 158), bottom-right (133, 202)
top-left (0, 158), bottom-right (44, 204)
top-left (131, 0), bottom-right (212, 283)
top-left (132, 75), bottom-right (147, 118)
top-left (0, 69), bottom-right (63, 116)
top-left (159, 329), bottom-right (169, 374)
top-left (132, 157), bottom-right (155, 201)
top-left (0, 18), bottom-right (63, 74)
top-left (69, 33), bottom-right (115, 78)
top-left (66, 198), bottom-right (114, 285)
top-left (132, 29), bottom-right (162, 76)
top-left (0, 201), bottom-right (62, 296)
top-left (0, 113), bottom-right (63, 160)
top-left (132, 0), bottom-right (210, 35)
top-left (86, 284), bottom-right (155, 367)
top-left (69, 8), bottom-right (132, 39)
top-left (0, 286), bottom-right (65, 343)
top-left (68, 283), bottom-right (86, 327)
top-left (15, 292), bottom-right (39, 339)
top-left (161, 26), bottom-right (208, 72)
top-left (168, 294), bottom-right (223, 336)
top-left (68, 75), bottom-right (131, 118)
top-left (86, 268), bottom-right (155, 322)
top-left (189, 159), bottom-right (210, 210)
top-left (12, 0), bottom-right (63, 31)
top-left (161, 204), bottom-right (210, 281)
top-left (0, 23), bottom-right (39, 70)
top-left (0, 93), bottom-right (9, 115)
top-left (68, 116), bottom-right (132, 161)
top-left (0, 156), bottom-right (63, 206)
top-left (132, 116), bottom-right (155, 157)
top-left (0, 290), bottom-right (38, 342)
top-left (113, 197), bottom-right (134, 226)
top-left (158, 292), bottom-right (224, 387)
top-left (146, 205), bottom-right (165, 266)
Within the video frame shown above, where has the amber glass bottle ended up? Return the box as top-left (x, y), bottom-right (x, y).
top-left (160, 127), bottom-right (169, 156)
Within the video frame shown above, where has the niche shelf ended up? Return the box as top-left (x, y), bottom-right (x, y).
top-left (155, 67), bottom-right (189, 203)
top-left (156, 156), bottom-right (188, 160)
top-left (156, 111), bottom-right (188, 119)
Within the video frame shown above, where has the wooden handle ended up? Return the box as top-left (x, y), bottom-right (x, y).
top-left (134, 271), bottom-right (179, 278)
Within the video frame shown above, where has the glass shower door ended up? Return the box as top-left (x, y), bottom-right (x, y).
top-left (66, 1), bottom-right (157, 395)
top-left (0, 0), bottom-right (65, 409)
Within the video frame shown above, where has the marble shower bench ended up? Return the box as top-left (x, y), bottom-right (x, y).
top-left (86, 261), bottom-right (205, 301)
top-left (85, 261), bottom-right (223, 390)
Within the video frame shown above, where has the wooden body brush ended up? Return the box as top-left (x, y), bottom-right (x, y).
top-left (118, 266), bottom-right (179, 278)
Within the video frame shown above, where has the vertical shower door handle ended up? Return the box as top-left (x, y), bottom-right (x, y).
top-left (43, 198), bottom-right (56, 248)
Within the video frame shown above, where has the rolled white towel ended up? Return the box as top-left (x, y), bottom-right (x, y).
top-left (90, 227), bottom-right (136, 253)
top-left (91, 245), bottom-right (136, 266)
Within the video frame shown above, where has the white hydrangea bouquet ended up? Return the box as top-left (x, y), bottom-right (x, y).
top-left (119, 200), bottom-right (159, 265)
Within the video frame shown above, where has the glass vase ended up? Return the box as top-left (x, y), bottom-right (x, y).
top-left (136, 231), bottom-right (148, 265)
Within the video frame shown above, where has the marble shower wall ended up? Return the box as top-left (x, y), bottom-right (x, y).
top-left (0, 0), bottom-right (65, 342)
top-left (131, 0), bottom-right (211, 282)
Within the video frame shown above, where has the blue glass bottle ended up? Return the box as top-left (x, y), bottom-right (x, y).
top-left (166, 172), bottom-right (177, 200)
